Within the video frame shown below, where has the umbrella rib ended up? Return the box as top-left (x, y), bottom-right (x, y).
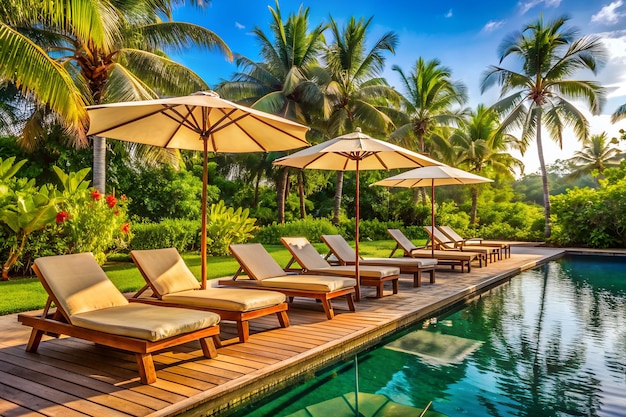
top-left (88, 105), bottom-right (180, 136)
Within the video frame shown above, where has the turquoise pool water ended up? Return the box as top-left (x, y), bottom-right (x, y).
top-left (226, 255), bottom-right (626, 417)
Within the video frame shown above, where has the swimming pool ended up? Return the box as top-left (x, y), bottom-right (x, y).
top-left (226, 255), bottom-right (626, 417)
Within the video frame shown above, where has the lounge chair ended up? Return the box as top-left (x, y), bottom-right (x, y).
top-left (220, 243), bottom-right (356, 320)
top-left (423, 226), bottom-right (500, 264)
top-left (320, 234), bottom-right (437, 287)
top-left (17, 252), bottom-right (221, 384)
top-left (387, 229), bottom-right (483, 272)
top-left (281, 237), bottom-right (400, 299)
top-left (130, 248), bottom-right (289, 344)
top-left (437, 225), bottom-right (511, 259)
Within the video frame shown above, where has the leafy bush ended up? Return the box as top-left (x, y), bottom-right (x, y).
top-left (130, 219), bottom-right (201, 252)
top-left (550, 176), bottom-right (626, 248)
top-left (339, 218), bottom-right (405, 241)
top-left (254, 218), bottom-right (339, 245)
top-left (205, 200), bottom-right (257, 256)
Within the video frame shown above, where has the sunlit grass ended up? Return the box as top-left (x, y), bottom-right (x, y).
top-left (0, 239), bottom-right (419, 315)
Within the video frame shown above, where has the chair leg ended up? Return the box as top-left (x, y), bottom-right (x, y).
top-left (392, 278), bottom-right (398, 294)
top-left (376, 283), bottom-right (383, 298)
top-left (25, 328), bottom-right (44, 353)
top-left (413, 271), bottom-right (421, 287)
top-left (429, 269), bottom-right (436, 284)
top-left (200, 336), bottom-right (219, 358)
top-left (320, 298), bottom-right (335, 320)
top-left (136, 353), bottom-right (157, 384)
top-left (237, 320), bottom-right (249, 343)
top-left (277, 311), bottom-right (290, 328)
top-left (346, 294), bottom-right (356, 312)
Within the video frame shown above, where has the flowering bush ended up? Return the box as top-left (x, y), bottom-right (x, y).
top-left (50, 167), bottom-right (132, 264)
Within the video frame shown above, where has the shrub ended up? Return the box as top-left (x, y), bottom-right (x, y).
top-left (205, 200), bottom-right (257, 256)
top-left (339, 218), bottom-right (405, 241)
top-left (254, 218), bottom-right (339, 245)
top-left (130, 219), bottom-right (201, 252)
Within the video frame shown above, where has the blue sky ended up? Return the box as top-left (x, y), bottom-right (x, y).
top-left (172, 0), bottom-right (626, 174)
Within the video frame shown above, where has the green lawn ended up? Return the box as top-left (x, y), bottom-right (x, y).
top-left (0, 239), bottom-right (411, 316)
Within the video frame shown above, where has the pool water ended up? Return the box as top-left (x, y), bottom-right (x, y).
top-left (226, 255), bottom-right (626, 417)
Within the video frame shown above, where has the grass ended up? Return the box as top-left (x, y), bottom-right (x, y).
top-left (0, 239), bottom-right (413, 316)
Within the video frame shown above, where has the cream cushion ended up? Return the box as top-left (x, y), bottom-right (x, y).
top-left (162, 288), bottom-right (286, 312)
top-left (71, 303), bottom-right (220, 342)
top-left (306, 264), bottom-right (399, 278)
top-left (360, 258), bottom-right (438, 268)
top-left (230, 244), bottom-right (287, 280)
top-left (34, 253), bottom-right (129, 316)
top-left (260, 275), bottom-right (356, 292)
top-left (131, 248), bottom-right (200, 295)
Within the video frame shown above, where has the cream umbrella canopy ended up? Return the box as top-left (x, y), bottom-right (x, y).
top-left (371, 165), bottom-right (493, 256)
top-left (273, 128), bottom-right (442, 300)
top-left (86, 91), bottom-right (310, 288)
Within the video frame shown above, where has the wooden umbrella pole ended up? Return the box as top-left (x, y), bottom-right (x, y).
top-left (354, 159), bottom-right (361, 301)
top-left (200, 137), bottom-right (209, 289)
top-left (431, 180), bottom-right (435, 258)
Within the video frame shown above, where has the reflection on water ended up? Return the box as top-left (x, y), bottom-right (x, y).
top-left (225, 255), bottom-right (626, 417)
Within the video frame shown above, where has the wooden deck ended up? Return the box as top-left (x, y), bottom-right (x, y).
top-left (0, 246), bottom-right (565, 417)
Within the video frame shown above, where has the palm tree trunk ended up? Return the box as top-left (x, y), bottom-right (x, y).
top-left (333, 171), bottom-right (344, 225)
top-left (470, 186), bottom-right (478, 225)
top-left (92, 135), bottom-right (106, 193)
top-left (298, 170), bottom-right (306, 219)
top-left (536, 113), bottom-right (552, 238)
top-left (277, 167), bottom-right (289, 224)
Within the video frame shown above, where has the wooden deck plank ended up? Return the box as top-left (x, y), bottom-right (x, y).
top-left (0, 247), bottom-right (569, 417)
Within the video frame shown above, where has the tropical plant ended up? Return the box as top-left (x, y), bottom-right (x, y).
top-left (321, 15), bottom-right (398, 223)
top-left (481, 15), bottom-right (606, 238)
top-left (205, 200), bottom-right (257, 256)
top-left (0, 157), bottom-right (61, 280)
top-left (566, 132), bottom-right (623, 183)
top-left (449, 104), bottom-right (524, 223)
top-left (0, 0), bottom-right (232, 192)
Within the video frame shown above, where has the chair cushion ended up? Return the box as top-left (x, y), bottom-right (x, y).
top-left (71, 303), bottom-right (220, 342)
top-left (360, 257), bottom-right (438, 268)
top-left (131, 248), bottom-right (200, 295)
top-left (281, 237), bottom-right (331, 269)
top-left (34, 253), bottom-right (128, 317)
top-left (306, 265), bottom-right (399, 278)
top-left (229, 244), bottom-right (287, 280)
top-left (261, 276), bottom-right (356, 292)
top-left (162, 288), bottom-right (286, 312)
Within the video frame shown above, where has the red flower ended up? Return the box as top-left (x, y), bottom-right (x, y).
top-left (91, 189), bottom-right (101, 201)
top-left (114, 210), bottom-right (119, 216)
top-left (106, 195), bottom-right (117, 208)
top-left (56, 211), bottom-right (69, 223)
top-left (120, 194), bottom-right (127, 201)
top-left (121, 222), bottom-right (130, 234)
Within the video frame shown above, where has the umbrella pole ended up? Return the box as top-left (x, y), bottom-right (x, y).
top-left (201, 138), bottom-right (209, 289)
top-left (354, 161), bottom-right (361, 302)
top-left (431, 180), bottom-right (435, 258)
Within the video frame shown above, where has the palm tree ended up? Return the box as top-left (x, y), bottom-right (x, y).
top-left (217, 1), bottom-right (327, 223)
top-left (0, 0), bottom-right (232, 192)
top-left (450, 104), bottom-right (524, 224)
top-left (322, 16), bottom-right (398, 224)
top-left (481, 15), bottom-right (606, 238)
top-left (389, 57), bottom-right (468, 154)
top-left (567, 132), bottom-right (623, 183)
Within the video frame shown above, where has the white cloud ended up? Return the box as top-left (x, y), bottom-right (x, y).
top-left (591, 1), bottom-right (624, 25)
top-left (446, 9), bottom-right (453, 18)
top-left (482, 20), bottom-right (506, 33)
top-left (235, 21), bottom-right (245, 30)
top-left (519, 0), bottom-right (562, 15)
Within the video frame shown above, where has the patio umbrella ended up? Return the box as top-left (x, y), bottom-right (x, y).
top-left (273, 128), bottom-right (442, 300)
top-left (86, 91), bottom-right (310, 288)
top-left (371, 165), bottom-right (493, 256)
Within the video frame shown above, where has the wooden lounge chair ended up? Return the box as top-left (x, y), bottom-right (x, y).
top-left (423, 226), bottom-right (500, 264)
top-left (219, 243), bottom-right (356, 320)
top-left (130, 248), bottom-right (289, 344)
top-left (320, 234), bottom-right (437, 287)
top-left (17, 252), bottom-right (221, 384)
top-left (281, 237), bottom-right (400, 299)
top-left (437, 225), bottom-right (511, 259)
top-left (387, 229), bottom-right (483, 272)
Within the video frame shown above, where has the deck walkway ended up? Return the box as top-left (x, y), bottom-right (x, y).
top-left (0, 246), bottom-right (567, 417)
